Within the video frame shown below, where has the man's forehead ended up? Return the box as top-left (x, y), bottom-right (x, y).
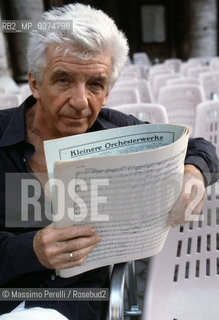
top-left (46, 43), bottom-right (111, 67)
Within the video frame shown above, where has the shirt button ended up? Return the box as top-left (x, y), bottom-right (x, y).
top-left (51, 274), bottom-right (56, 281)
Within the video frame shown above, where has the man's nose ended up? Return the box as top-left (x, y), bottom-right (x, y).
top-left (69, 84), bottom-right (89, 111)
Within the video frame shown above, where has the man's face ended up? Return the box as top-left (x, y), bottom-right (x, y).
top-left (30, 45), bottom-right (111, 138)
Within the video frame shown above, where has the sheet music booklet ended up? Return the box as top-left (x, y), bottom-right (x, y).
top-left (44, 123), bottom-right (189, 277)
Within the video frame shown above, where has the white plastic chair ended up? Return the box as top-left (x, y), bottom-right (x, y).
top-left (157, 84), bottom-right (206, 136)
top-left (152, 73), bottom-right (183, 101)
top-left (148, 65), bottom-right (175, 90)
top-left (114, 80), bottom-right (154, 103)
top-left (187, 66), bottom-right (211, 78)
top-left (164, 58), bottom-right (182, 72)
top-left (194, 101), bottom-right (219, 154)
top-left (105, 88), bottom-right (140, 107)
top-left (166, 77), bottom-right (200, 86)
top-left (0, 93), bottom-right (21, 109)
top-left (122, 65), bottom-right (148, 79)
top-left (148, 64), bottom-right (174, 79)
top-left (110, 103), bottom-right (168, 123)
top-left (133, 52), bottom-right (151, 66)
top-left (210, 57), bottom-right (219, 71)
top-left (142, 181), bottom-right (219, 320)
top-left (133, 65), bottom-right (149, 79)
top-left (118, 73), bottom-right (140, 82)
top-left (199, 71), bottom-right (219, 100)
top-left (121, 66), bottom-right (142, 79)
top-left (180, 62), bottom-right (203, 77)
top-left (188, 56), bottom-right (212, 65)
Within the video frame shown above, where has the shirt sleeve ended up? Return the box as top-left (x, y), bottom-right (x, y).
top-left (185, 137), bottom-right (219, 186)
top-left (0, 230), bottom-right (47, 286)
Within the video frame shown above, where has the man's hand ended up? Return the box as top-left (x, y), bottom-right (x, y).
top-left (33, 224), bottom-right (101, 269)
top-left (168, 164), bottom-right (207, 227)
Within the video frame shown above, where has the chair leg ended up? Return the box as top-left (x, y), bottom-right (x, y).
top-left (109, 263), bottom-right (128, 320)
top-left (125, 261), bottom-right (142, 319)
top-left (109, 261), bottom-right (142, 320)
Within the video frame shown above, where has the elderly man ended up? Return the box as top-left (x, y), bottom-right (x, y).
top-left (0, 3), bottom-right (218, 320)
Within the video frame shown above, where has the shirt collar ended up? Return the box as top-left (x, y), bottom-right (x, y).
top-left (0, 97), bottom-right (116, 147)
top-left (88, 108), bottom-right (119, 132)
top-left (0, 95), bottom-right (36, 147)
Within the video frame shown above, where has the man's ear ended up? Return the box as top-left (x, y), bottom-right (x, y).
top-left (28, 73), bottom-right (40, 99)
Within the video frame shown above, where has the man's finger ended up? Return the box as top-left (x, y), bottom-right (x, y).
top-left (63, 243), bottom-right (98, 263)
top-left (55, 234), bottom-right (101, 254)
top-left (53, 225), bottom-right (97, 242)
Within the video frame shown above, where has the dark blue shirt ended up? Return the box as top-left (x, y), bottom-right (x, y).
top-left (0, 96), bottom-right (218, 319)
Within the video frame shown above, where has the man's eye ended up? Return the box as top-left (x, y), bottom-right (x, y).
top-left (58, 78), bottom-right (68, 84)
top-left (91, 82), bottom-right (103, 88)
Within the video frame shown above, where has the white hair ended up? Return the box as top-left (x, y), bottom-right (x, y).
top-left (27, 3), bottom-right (129, 90)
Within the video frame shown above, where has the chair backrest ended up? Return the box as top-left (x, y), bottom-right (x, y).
top-left (0, 93), bottom-right (21, 109)
top-left (180, 61), bottom-right (203, 76)
top-left (188, 56), bottom-right (211, 65)
top-left (199, 71), bottom-right (219, 100)
top-left (148, 64), bottom-right (174, 78)
top-left (105, 88), bottom-right (140, 107)
top-left (166, 77), bottom-right (200, 86)
top-left (193, 101), bottom-right (219, 154)
top-left (157, 84), bottom-right (206, 136)
top-left (118, 73), bottom-right (139, 82)
top-left (110, 103), bottom-right (168, 123)
top-left (187, 66), bottom-right (211, 78)
top-left (149, 68), bottom-right (175, 93)
top-left (210, 57), bottom-right (219, 71)
top-left (142, 182), bottom-right (219, 320)
top-left (164, 58), bottom-right (182, 72)
top-left (122, 65), bottom-right (149, 79)
top-left (121, 65), bottom-right (142, 79)
top-left (152, 73), bottom-right (183, 101)
top-left (134, 65), bottom-right (149, 79)
top-left (114, 80), bottom-right (154, 103)
top-left (133, 52), bottom-right (151, 66)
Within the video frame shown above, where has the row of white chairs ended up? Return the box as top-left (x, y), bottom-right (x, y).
top-left (108, 100), bottom-right (219, 154)
top-left (106, 83), bottom-right (206, 136)
top-left (132, 52), bottom-right (219, 73)
top-left (109, 101), bottom-right (219, 320)
top-left (108, 56), bottom-right (219, 139)
top-left (152, 68), bottom-right (219, 103)
top-left (110, 53), bottom-right (219, 320)
top-left (128, 53), bottom-right (219, 102)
